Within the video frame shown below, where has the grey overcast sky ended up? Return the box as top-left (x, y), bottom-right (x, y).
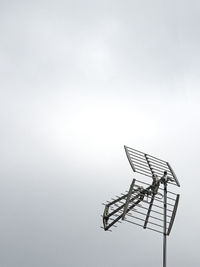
top-left (0, 0), bottom-right (200, 266)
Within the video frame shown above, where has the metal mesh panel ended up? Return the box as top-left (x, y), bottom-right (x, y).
top-left (102, 179), bottom-right (179, 235)
top-left (124, 146), bottom-right (180, 187)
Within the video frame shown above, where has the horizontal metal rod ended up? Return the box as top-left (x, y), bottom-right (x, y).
top-left (108, 187), bottom-right (175, 209)
top-left (130, 163), bottom-right (152, 174)
top-left (111, 203), bottom-right (172, 220)
top-left (126, 150), bottom-right (146, 160)
top-left (148, 196), bottom-right (175, 207)
top-left (123, 219), bottom-right (145, 229)
top-left (148, 159), bottom-right (168, 169)
top-left (167, 181), bottom-right (177, 186)
top-left (147, 202), bottom-right (173, 213)
top-left (105, 190), bottom-right (144, 219)
top-left (110, 203), bottom-right (136, 211)
top-left (166, 196), bottom-right (176, 201)
top-left (103, 185), bottom-right (174, 230)
top-left (125, 207), bottom-right (170, 224)
top-left (106, 203), bottom-right (125, 218)
top-left (132, 162), bottom-right (152, 172)
top-left (110, 205), bottom-right (171, 224)
top-left (107, 193), bottom-right (128, 206)
top-left (125, 146), bottom-right (178, 188)
top-left (124, 193), bottom-right (152, 223)
top-left (134, 166), bottom-right (152, 176)
top-left (134, 167), bottom-right (152, 176)
top-left (128, 153), bottom-right (149, 163)
top-left (149, 161), bottom-right (170, 171)
top-left (134, 170), bottom-right (152, 178)
top-left (125, 147), bottom-right (145, 157)
top-left (146, 226), bottom-right (164, 234)
top-left (141, 198), bottom-right (173, 212)
top-left (115, 195), bottom-right (128, 201)
top-left (129, 154), bottom-right (149, 164)
top-left (128, 157), bottom-right (150, 168)
top-left (104, 195), bottom-right (145, 230)
top-left (124, 219), bottom-right (163, 234)
top-left (111, 198), bottom-right (125, 205)
top-left (125, 146), bottom-right (167, 166)
top-left (146, 154), bottom-right (167, 165)
top-left (136, 204), bottom-right (171, 218)
top-left (126, 213), bottom-right (165, 229)
top-left (124, 214), bottom-right (145, 224)
top-left (151, 166), bottom-right (173, 177)
top-left (110, 192), bottom-right (140, 205)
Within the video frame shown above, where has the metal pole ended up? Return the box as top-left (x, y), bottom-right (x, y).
top-left (163, 180), bottom-right (167, 267)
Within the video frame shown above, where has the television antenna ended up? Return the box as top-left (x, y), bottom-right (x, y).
top-left (102, 146), bottom-right (180, 267)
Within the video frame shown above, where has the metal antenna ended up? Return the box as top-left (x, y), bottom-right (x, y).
top-left (102, 146), bottom-right (180, 267)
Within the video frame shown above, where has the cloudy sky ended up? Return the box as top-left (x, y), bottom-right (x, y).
top-left (1, 0), bottom-right (200, 266)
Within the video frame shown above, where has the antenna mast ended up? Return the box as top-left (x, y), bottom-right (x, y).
top-left (102, 146), bottom-right (180, 267)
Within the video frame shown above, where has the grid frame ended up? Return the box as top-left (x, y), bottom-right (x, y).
top-left (102, 179), bottom-right (180, 235)
top-left (124, 145), bottom-right (180, 187)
